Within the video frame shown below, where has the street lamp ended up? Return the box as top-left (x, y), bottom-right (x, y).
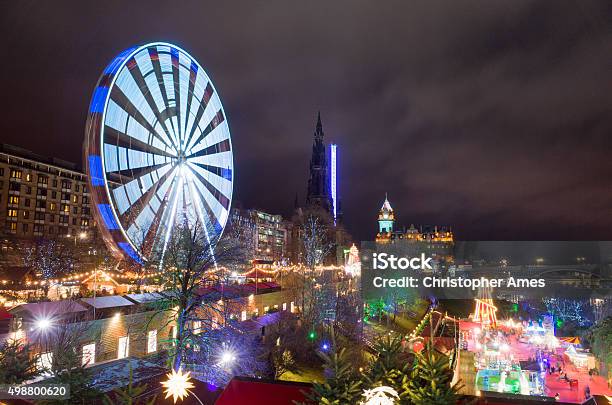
top-left (68, 231), bottom-right (87, 246)
top-left (219, 349), bottom-right (236, 367)
top-left (36, 318), bottom-right (52, 330)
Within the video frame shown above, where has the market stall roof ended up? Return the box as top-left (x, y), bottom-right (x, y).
top-left (215, 376), bottom-right (311, 405)
top-left (124, 292), bottom-right (165, 304)
top-left (10, 300), bottom-right (88, 318)
top-left (0, 308), bottom-right (12, 320)
top-left (81, 295), bottom-right (134, 309)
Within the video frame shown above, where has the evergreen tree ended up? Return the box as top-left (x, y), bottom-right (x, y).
top-left (103, 365), bottom-right (156, 405)
top-left (296, 330), bottom-right (361, 405)
top-left (363, 333), bottom-right (412, 404)
top-left (407, 344), bottom-right (463, 405)
top-left (0, 340), bottom-right (42, 384)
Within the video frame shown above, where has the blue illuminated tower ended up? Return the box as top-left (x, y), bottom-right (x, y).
top-left (329, 143), bottom-right (338, 223)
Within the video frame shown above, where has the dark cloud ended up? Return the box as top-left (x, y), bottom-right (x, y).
top-left (0, 0), bottom-right (611, 240)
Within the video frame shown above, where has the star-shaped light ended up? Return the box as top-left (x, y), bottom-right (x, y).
top-left (161, 368), bottom-right (195, 403)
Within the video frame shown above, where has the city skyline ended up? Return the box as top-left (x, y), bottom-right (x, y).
top-left (1, 1), bottom-right (611, 241)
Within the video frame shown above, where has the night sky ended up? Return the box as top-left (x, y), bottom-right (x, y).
top-left (1, 1), bottom-right (611, 241)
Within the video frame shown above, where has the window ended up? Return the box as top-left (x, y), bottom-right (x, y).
top-left (34, 212), bottom-right (45, 220)
top-left (49, 214), bottom-right (55, 223)
top-left (49, 202), bottom-right (56, 210)
top-left (62, 204), bottom-right (69, 212)
top-left (72, 195), bottom-right (78, 203)
top-left (62, 193), bottom-right (70, 201)
top-left (72, 206), bottom-right (78, 214)
top-left (72, 218), bottom-right (77, 225)
top-left (290, 302), bottom-right (295, 313)
top-left (33, 224), bottom-right (44, 233)
top-left (9, 182), bottom-right (19, 191)
top-left (147, 330), bottom-right (157, 353)
top-left (82, 207), bottom-right (90, 215)
top-left (8, 222), bottom-right (16, 232)
top-left (8, 196), bottom-right (19, 205)
top-left (0, 168), bottom-right (4, 176)
top-left (59, 215), bottom-right (69, 224)
top-left (169, 326), bottom-right (177, 346)
top-left (82, 343), bottom-right (95, 366)
top-left (51, 191), bottom-right (57, 199)
top-left (52, 179), bottom-right (57, 187)
top-left (25, 173), bottom-right (31, 182)
top-left (61, 180), bottom-right (71, 189)
top-left (117, 336), bottom-right (129, 359)
top-left (192, 321), bottom-right (201, 335)
top-left (24, 198), bottom-right (30, 207)
top-left (282, 302), bottom-right (287, 311)
top-left (83, 185), bottom-right (88, 193)
top-left (23, 211), bottom-right (29, 219)
top-left (81, 218), bottom-right (89, 227)
top-left (7, 209), bottom-right (17, 218)
top-left (241, 310), bottom-right (247, 321)
top-left (75, 184), bottom-right (80, 192)
top-left (22, 224), bottom-right (28, 233)
top-left (49, 226), bottom-right (55, 234)
top-left (10, 169), bottom-right (22, 179)
top-left (83, 196), bottom-right (89, 204)
top-left (26, 186), bottom-right (31, 194)
top-left (37, 175), bottom-right (48, 185)
top-left (36, 200), bottom-right (45, 208)
top-left (36, 352), bottom-right (53, 374)
top-left (37, 188), bottom-right (47, 196)
top-left (264, 306), bottom-right (270, 313)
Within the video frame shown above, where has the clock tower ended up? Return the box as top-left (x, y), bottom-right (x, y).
top-left (378, 194), bottom-right (395, 233)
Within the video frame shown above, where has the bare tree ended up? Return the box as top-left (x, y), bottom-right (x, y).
top-left (302, 215), bottom-right (334, 269)
top-left (23, 237), bottom-right (75, 296)
top-left (300, 215), bottom-right (334, 328)
top-left (34, 304), bottom-right (101, 404)
top-left (151, 219), bottom-right (245, 371)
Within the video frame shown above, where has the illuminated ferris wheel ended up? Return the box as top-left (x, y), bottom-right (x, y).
top-left (84, 42), bottom-right (233, 264)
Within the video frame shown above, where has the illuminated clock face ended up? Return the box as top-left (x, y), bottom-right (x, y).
top-left (84, 42), bottom-right (233, 264)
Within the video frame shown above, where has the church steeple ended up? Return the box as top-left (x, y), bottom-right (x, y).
top-left (314, 111), bottom-right (324, 141)
top-left (306, 112), bottom-right (332, 213)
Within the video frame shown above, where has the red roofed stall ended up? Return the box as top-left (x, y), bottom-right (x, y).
top-left (215, 376), bottom-right (312, 405)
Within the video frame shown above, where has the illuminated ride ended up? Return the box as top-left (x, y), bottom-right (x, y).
top-left (472, 285), bottom-right (498, 328)
top-left (84, 42), bottom-right (233, 264)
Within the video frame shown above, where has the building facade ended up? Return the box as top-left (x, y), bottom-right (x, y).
top-left (230, 207), bottom-right (291, 262)
top-left (3, 286), bottom-right (301, 370)
top-left (0, 144), bottom-right (98, 240)
top-left (375, 194), bottom-right (454, 258)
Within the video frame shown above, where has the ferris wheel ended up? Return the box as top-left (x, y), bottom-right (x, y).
top-left (84, 42), bottom-right (233, 264)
